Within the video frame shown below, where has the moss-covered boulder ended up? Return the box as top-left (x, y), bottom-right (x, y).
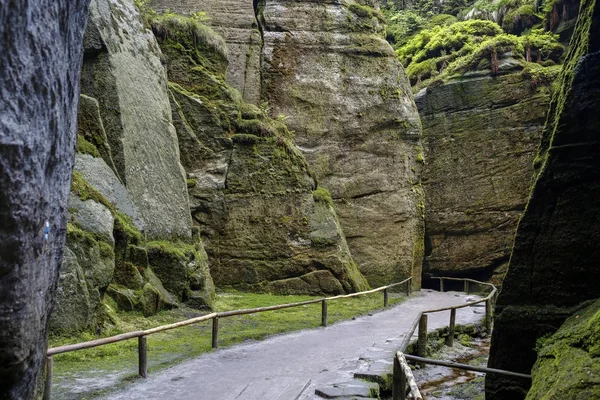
top-left (526, 299), bottom-right (600, 400)
top-left (487, 0), bottom-right (600, 398)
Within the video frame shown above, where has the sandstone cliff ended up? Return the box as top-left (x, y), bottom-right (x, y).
top-left (417, 74), bottom-right (553, 283)
top-left (152, 13), bottom-right (368, 294)
top-left (50, 0), bottom-right (216, 335)
top-left (150, 0), bottom-right (425, 289)
top-left (486, 0), bottom-right (600, 397)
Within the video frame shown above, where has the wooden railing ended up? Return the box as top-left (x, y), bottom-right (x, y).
top-left (392, 277), bottom-right (518, 400)
top-left (44, 277), bottom-right (413, 399)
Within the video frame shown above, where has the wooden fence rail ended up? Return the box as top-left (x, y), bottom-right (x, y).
top-left (392, 277), bottom-right (501, 400)
top-left (43, 277), bottom-right (413, 400)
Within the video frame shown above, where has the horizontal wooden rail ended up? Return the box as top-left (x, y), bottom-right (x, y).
top-left (393, 277), bottom-right (500, 400)
top-left (394, 352), bottom-right (423, 400)
top-left (45, 277), bottom-right (414, 398)
top-left (404, 354), bottom-right (532, 379)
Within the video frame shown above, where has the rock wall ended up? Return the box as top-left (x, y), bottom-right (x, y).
top-left (50, 0), bottom-right (216, 335)
top-left (260, 0), bottom-right (425, 288)
top-left (417, 74), bottom-right (552, 283)
top-left (486, 0), bottom-right (600, 398)
top-left (150, 0), bottom-right (263, 104)
top-left (81, 0), bottom-right (192, 240)
top-left (158, 16), bottom-right (369, 294)
top-left (0, 0), bottom-right (91, 398)
top-left (525, 299), bottom-right (600, 400)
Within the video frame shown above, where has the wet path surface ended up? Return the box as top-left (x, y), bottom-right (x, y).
top-left (102, 290), bottom-right (484, 400)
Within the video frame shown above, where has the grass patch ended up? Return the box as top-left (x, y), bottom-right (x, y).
top-left (49, 290), bottom-right (406, 398)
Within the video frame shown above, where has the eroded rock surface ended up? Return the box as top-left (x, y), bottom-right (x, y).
top-left (487, 1), bottom-right (600, 398)
top-left (260, 0), bottom-right (425, 288)
top-left (160, 19), bottom-right (368, 294)
top-left (0, 0), bottom-right (91, 397)
top-left (81, 0), bottom-right (192, 240)
top-left (417, 74), bottom-right (552, 282)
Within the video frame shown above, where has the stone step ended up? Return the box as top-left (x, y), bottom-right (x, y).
top-left (234, 377), bottom-right (311, 400)
top-left (314, 380), bottom-right (380, 399)
top-left (353, 360), bottom-right (393, 392)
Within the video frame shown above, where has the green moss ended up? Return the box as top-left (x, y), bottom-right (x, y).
top-left (526, 300), bottom-right (600, 400)
top-left (71, 171), bottom-right (113, 211)
top-left (348, 3), bottom-right (386, 22)
top-left (186, 178), bottom-right (197, 189)
top-left (76, 134), bottom-right (101, 158)
top-left (312, 187), bottom-right (334, 207)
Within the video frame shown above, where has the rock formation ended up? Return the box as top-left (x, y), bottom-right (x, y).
top-left (0, 0), bottom-right (91, 397)
top-left (486, 0), bottom-right (600, 397)
top-left (154, 13), bottom-right (368, 294)
top-left (50, 0), bottom-right (216, 335)
top-left (417, 74), bottom-right (553, 283)
top-left (150, 0), bottom-right (425, 289)
top-left (260, 0), bottom-right (425, 288)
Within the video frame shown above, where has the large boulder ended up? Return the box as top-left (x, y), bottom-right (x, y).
top-left (81, 0), bottom-right (192, 240)
top-left (417, 73), bottom-right (553, 283)
top-left (260, 0), bottom-right (425, 287)
top-left (486, 1), bottom-right (600, 398)
top-left (0, 0), bottom-right (90, 398)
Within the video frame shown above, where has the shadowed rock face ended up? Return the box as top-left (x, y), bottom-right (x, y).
top-left (486, 0), bottom-right (600, 398)
top-left (0, 0), bottom-right (91, 398)
top-left (417, 75), bottom-right (552, 283)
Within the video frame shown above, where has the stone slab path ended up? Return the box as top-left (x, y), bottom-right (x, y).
top-left (102, 290), bottom-right (484, 400)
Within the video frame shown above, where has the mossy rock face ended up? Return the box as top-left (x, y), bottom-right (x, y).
top-left (146, 241), bottom-right (215, 309)
top-left (159, 24), bottom-right (369, 296)
top-left (417, 73), bottom-right (553, 282)
top-left (526, 300), bottom-right (600, 400)
top-left (81, 0), bottom-right (192, 241)
top-left (258, 0), bottom-right (424, 288)
top-left (150, 0), bottom-right (262, 104)
top-left (487, 2), bottom-right (600, 398)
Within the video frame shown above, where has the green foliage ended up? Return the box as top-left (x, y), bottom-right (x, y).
top-left (446, 33), bottom-right (523, 74)
top-left (348, 3), bottom-right (386, 22)
top-left (520, 28), bottom-right (563, 61)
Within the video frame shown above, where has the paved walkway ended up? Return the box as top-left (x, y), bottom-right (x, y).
top-left (103, 290), bottom-right (484, 400)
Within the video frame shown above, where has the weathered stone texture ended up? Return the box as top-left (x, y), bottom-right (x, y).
top-left (0, 0), bottom-right (91, 397)
top-left (81, 0), bottom-right (192, 240)
top-left (417, 74), bottom-right (552, 282)
top-left (260, 0), bottom-right (424, 288)
top-left (150, 0), bottom-right (263, 104)
top-left (486, 1), bottom-right (600, 398)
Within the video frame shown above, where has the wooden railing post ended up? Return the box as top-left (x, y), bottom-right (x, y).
top-left (384, 288), bottom-right (389, 308)
top-left (138, 336), bottom-right (147, 378)
top-left (464, 280), bottom-right (469, 293)
top-left (212, 317), bottom-right (219, 349)
top-left (439, 278), bottom-right (444, 292)
top-left (485, 298), bottom-right (492, 333)
top-left (43, 356), bottom-right (53, 400)
top-left (393, 354), bottom-right (406, 400)
top-left (445, 309), bottom-right (456, 347)
top-left (417, 313), bottom-right (428, 357)
top-left (321, 300), bottom-right (328, 327)
top-left (406, 278), bottom-right (411, 296)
